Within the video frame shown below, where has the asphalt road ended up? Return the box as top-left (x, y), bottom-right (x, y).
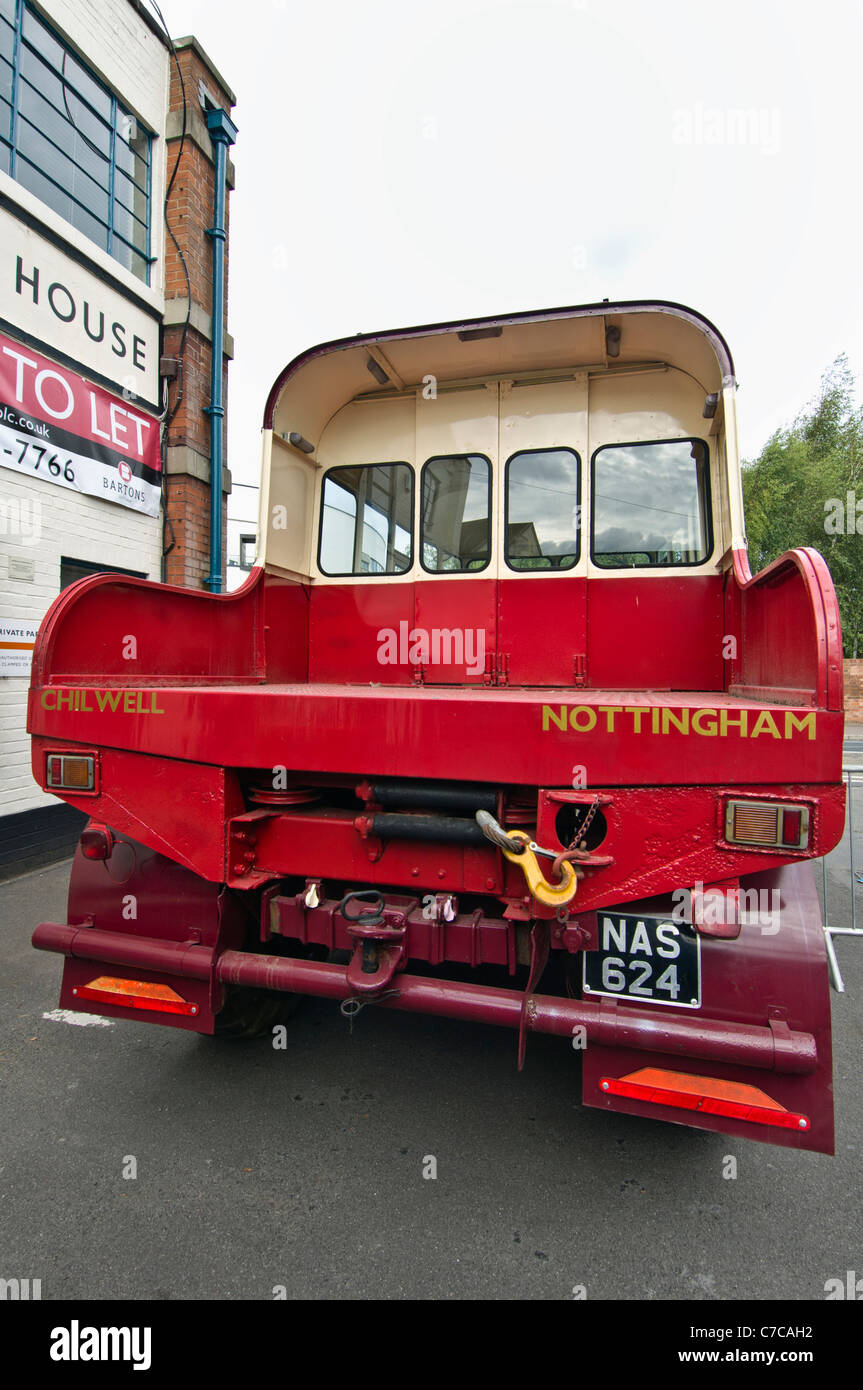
top-left (1, 819), bottom-right (861, 1302)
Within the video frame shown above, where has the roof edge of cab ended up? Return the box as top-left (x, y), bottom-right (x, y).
top-left (262, 298), bottom-right (735, 429)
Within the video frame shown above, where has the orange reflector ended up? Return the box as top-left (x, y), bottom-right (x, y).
top-left (46, 753), bottom-right (95, 791)
top-left (73, 976), bottom-right (198, 1016)
top-left (729, 801), bottom-right (779, 845)
top-left (600, 1068), bottom-right (808, 1131)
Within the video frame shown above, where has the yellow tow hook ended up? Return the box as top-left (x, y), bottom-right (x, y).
top-left (499, 829), bottom-right (579, 908)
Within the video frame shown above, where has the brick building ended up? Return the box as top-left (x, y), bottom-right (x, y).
top-left (0, 0), bottom-right (235, 875)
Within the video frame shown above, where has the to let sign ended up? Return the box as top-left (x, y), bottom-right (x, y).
top-left (0, 330), bottom-right (161, 517)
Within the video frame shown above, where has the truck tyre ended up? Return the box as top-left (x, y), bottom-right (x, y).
top-left (213, 938), bottom-right (326, 1040)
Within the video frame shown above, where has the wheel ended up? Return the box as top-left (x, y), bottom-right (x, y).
top-left (213, 937), bottom-right (326, 1040)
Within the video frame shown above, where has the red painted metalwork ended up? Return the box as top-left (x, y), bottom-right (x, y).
top-left (211, 948), bottom-right (817, 1076)
top-left (727, 546), bottom-right (844, 709)
top-left (26, 300), bottom-right (847, 1154)
top-left (33, 921), bottom-right (216, 980)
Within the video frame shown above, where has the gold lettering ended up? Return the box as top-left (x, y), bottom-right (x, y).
top-left (785, 711), bottom-right (816, 741)
top-left (625, 706), bottom-right (645, 733)
top-left (95, 689), bottom-right (122, 712)
top-left (662, 708), bottom-right (690, 735)
top-left (80, 691), bottom-right (93, 712)
top-left (598, 705), bottom-right (624, 732)
top-left (135, 691), bottom-right (145, 713)
top-left (56, 690), bottom-right (73, 709)
top-left (569, 706), bottom-right (597, 733)
top-left (123, 691), bottom-right (136, 713)
top-left (720, 709), bottom-right (748, 738)
top-left (151, 694), bottom-right (165, 714)
top-left (41, 689), bottom-right (57, 710)
top-left (542, 705), bottom-right (568, 733)
top-left (692, 708), bottom-right (718, 736)
top-left (751, 710), bottom-right (781, 739)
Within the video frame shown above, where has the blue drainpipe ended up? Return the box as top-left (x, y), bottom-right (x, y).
top-left (204, 106), bottom-right (238, 593)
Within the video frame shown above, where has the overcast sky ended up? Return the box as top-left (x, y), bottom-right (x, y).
top-left (159, 0), bottom-right (863, 539)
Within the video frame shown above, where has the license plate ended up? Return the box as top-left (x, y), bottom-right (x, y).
top-left (582, 912), bottom-right (701, 1009)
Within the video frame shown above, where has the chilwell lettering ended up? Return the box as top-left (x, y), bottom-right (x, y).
top-left (41, 689), bottom-right (165, 714)
top-left (540, 705), bottom-right (816, 740)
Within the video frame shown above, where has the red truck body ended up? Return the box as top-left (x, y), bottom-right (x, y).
top-left (28, 300), bottom-right (845, 1152)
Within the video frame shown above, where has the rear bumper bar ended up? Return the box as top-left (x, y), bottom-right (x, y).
top-left (33, 922), bottom-right (817, 1075)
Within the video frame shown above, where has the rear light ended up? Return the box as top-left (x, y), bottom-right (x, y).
top-left (724, 798), bottom-right (810, 850)
top-left (79, 824), bottom-right (114, 860)
top-left (46, 753), bottom-right (95, 791)
top-left (781, 808), bottom-right (802, 845)
top-left (73, 976), bottom-right (198, 1016)
top-left (601, 1068), bottom-right (809, 1131)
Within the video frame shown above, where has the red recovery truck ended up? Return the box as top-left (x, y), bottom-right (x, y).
top-left (29, 300), bottom-right (846, 1153)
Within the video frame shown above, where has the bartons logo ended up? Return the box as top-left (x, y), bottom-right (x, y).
top-left (541, 705), bottom-right (816, 740)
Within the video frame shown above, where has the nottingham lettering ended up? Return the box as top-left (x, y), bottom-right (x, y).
top-left (15, 258), bottom-right (147, 371)
top-left (540, 705), bottom-right (816, 740)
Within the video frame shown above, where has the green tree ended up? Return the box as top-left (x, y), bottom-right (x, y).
top-left (742, 356), bottom-right (863, 656)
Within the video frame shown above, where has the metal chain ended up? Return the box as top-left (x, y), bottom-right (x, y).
top-left (570, 794), bottom-right (602, 849)
top-left (340, 989), bottom-right (401, 1033)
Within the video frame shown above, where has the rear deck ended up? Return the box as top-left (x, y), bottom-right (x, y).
top-left (31, 680), bottom-right (842, 787)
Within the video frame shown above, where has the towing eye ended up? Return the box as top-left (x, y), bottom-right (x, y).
top-left (476, 811), bottom-right (579, 907)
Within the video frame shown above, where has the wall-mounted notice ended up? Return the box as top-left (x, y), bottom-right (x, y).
top-left (0, 202), bottom-right (160, 407)
top-left (0, 331), bottom-right (161, 517)
top-left (0, 619), bottom-right (37, 676)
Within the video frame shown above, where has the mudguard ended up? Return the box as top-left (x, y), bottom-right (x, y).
top-left (582, 862), bottom-right (834, 1153)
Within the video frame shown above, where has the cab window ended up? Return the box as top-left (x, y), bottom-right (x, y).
top-left (505, 448), bottom-right (580, 570)
top-left (421, 454), bottom-right (491, 572)
top-left (591, 438), bottom-right (711, 568)
top-left (318, 463), bottom-right (413, 575)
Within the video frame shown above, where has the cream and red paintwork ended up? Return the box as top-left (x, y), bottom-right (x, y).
top-left (28, 301), bottom-right (846, 1152)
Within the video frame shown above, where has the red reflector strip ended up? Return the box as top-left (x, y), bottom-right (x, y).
top-left (600, 1069), bottom-right (808, 1131)
top-left (73, 976), bottom-right (198, 1017)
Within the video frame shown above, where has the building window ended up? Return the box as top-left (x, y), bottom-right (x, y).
top-left (60, 556), bottom-right (147, 589)
top-left (591, 438), bottom-right (712, 568)
top-left (0, 1), bottom-right (153, 282)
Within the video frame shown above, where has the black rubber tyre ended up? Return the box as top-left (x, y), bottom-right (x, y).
top-left (213, 939), bottom-right (326, 1040)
